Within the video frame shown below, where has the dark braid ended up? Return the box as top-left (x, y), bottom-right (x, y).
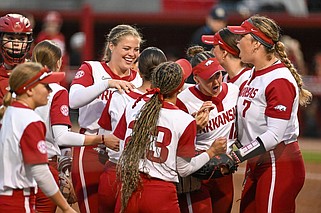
top-left (186, 45), bottom-right (214, 67)
top-left (251, 15), bottom-right (312, 106)
top-left (117, 61), bottom-right (183, 212)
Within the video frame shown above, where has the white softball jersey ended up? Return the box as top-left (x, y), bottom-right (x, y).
top-left (177, 82), bottom-right (239, 153)
top-left (71, 61), bottom-right (142, 131)
top-left (113, 100), bottom-right (196, 183)
top-left (237, 62), bottom-right (299, 147)
top-left (223, 67), bottom-right (252, 89)
top-left (98, 89), bottom-right (146, 163)
top-left (0, 102), bottom-right (48, 193)
top-left (35, 83), bottom-right (71, 158)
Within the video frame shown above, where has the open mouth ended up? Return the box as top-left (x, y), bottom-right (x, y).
top-left (212, 85), bottom-right (219, 91)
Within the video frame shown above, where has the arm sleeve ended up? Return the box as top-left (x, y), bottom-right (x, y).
top-left (52, 125), bottom-right (85, 146)
top-left (28, 164), bottom-right (59, 197)
top-left (69, 81), bottom-right (110, 109)
top-left (235, 117), bottom-right (289, 162)
top-left (176, 152), bottom-right (210, 177)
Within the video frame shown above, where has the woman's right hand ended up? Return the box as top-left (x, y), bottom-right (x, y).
top-left (103, 134), bottom-right (120, 152)
top-left (108, 79), bottom-right (135, 93)
top-left (193, 101), bottom-right (215, 131)
top-left (206, 137), bottom-right (227, 158)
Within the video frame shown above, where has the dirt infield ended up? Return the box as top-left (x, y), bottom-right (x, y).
top-left (58, 138), bottom-right (321, 213)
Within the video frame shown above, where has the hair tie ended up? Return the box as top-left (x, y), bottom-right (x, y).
top-left (9, 88), bottom-right (14, 94)
top-left (132, 87), bottom-right (163, 108)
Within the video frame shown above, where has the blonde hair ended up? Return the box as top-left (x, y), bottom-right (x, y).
top-left (0, 62), bottom-right (43, 119)
top-left (117, 61), bottom-right (183, 212)
top-left (31, 40), bottom-right (62, 71)
top-left (102, 24), bottom-right (143, 62)
top-left (250, 15), bottom-right (312, 106)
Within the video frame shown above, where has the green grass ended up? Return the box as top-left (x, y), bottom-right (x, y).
top-left (302, 151), bottom-right (321, 163)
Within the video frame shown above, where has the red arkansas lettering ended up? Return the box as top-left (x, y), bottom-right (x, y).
top-left (239, 87), bottom-right (258, 98)
top-left (201, 106), bottom-right (236, 133)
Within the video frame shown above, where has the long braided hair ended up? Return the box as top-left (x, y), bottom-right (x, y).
top-left (250, 15), bottom-right (312, 106)
top-left (117, 61), bottom-right (183, 212)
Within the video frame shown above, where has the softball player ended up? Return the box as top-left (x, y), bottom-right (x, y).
top-left (0, 62), bottom-right (76, 213)
top-left (202, 27), bottom-right (252, 89)
top-left (113, 61), bottom-right (227, 213)
top-left (97, 47), bottom-right (167, 213)
top-left (0, 13), bottom-right (33, 106)
top-left (31, 40), bottom-right (119, 212)
top-left (176, 47), bottom-right (239, 213)
top-left (227, 15), bottom-right (312, 212)
top-left (69, 24), bottom-right (143, 213)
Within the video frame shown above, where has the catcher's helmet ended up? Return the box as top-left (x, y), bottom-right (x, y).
top-left (0, 14), bottom-right (33, 66)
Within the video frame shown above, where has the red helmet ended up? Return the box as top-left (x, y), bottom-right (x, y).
top-left (0, 14), bottom-right (33, 66)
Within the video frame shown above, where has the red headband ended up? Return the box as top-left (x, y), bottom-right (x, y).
top-left (202, 33), bottom-right (239, 56)
top-left (227, 19), bottom-right (274, 48)
top-left (15, 67), bottom-right (65, 95)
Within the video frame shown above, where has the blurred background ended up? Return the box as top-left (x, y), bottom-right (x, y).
top-left (1, 0), bottom-right (320, 138)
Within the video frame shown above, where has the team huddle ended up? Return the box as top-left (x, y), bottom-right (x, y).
top-left (0, 12), bottom-right (311, 213)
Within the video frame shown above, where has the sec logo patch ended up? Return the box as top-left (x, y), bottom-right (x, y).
top-left (60, 105), bottom-right (69, 116)
top-left (75, 70), bottom-right (85, 79)
top-left (37, 140), bottom-right (47, 154)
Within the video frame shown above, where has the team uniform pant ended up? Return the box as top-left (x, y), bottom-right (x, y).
top-left (36, 159), bottom-right (59, 213)
top-left (178, 174), bottom-right (234, 213)
top-left (98, 161), bottom-right (119, 213)
top-left (240, 141), bottom-right (305, 213)
top-left (114, 173), bottom-right (180, 213)
top-left (0, 187), bottom-right (36, 212)
top-left (72, 145), bottom-right (105, 213)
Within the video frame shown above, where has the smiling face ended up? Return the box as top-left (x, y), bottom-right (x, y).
top-left (194, 71), bottom-right (222, 97)
top-left (109, 35), bottom-right (140, 74)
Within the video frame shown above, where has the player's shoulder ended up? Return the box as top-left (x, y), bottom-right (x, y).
top-left (178, 85), bottom-right (193, 99)
top-left (49, 82), bottom-right (67, 92)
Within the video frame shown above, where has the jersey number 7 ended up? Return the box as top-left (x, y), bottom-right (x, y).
top-left (242, 100), bottom-right (251, 117)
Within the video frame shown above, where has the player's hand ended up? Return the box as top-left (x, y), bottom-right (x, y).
top-left (193, 101), bottom-right (215, 131)
top-left (206, 137), bottom-right (227, 158)
top-left (103, 134), bottom-right (120, 152)
top-left (108, 79), bottom-right (135, 93)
